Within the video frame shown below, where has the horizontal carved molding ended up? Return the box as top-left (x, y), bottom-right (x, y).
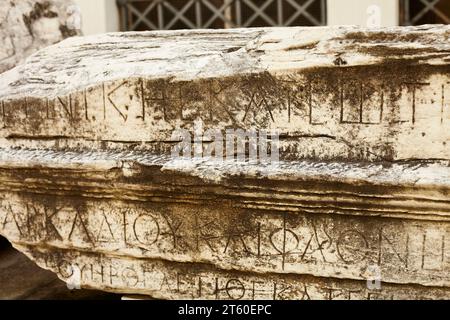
top-left (16, 244), bottom-right (450, 300)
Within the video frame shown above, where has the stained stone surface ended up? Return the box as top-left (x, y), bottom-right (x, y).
top-left (0, 0), bottom-right (81, 74)
top-left (0, 26), bottom-right (449, 300)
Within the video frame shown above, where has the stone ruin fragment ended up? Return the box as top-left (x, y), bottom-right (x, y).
top-left (0, 26), bottom-right (449, 300)
top-left (0, 0), bottom-right (81, 74)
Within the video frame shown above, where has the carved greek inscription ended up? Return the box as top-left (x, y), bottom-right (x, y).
top-left (403, 82), bottom-right (431, 124)
top-left (146, 80), bottom-right (184, 122)
top-left (279, 80), bottom-right (308, 124)
top-left (106, 80), bottom-right (145, 122)
top-left (0, 75), bottom-right (448, 161)
top-left (241, 85), bottom-right (276, 125)
top-left (1, 194), bottom-right (449, 286)
top-left (84, 85), bottom-right (104, 122)
top-left (207, 80), bottom-right (240, 125)
top-left (341, 81), bottom-right (384, 124)
top-left (2, 76), bottom-right (450, 128)
top-left (27, 247), bottom-right (450, 300)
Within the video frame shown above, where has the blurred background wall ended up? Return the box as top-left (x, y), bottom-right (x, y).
top-left (73, 0), bottom-right (450, 35)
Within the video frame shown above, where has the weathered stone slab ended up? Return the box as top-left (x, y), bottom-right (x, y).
top-left (0, 0), bottom-right (81, 74)
top-left (0, 26), bottom-right (449, 161)
top-left (2, 188), bottom-right (450, 286)
top-left (0, 26), bottom-right (449, 299)
top-left (16, 245), bottom-right (450, 300)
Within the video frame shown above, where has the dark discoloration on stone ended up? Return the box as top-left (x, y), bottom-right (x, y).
top-left (339, 30), bottom-right (432, 43)
top-left (284, 41), bottom-right (320, 51)
top-left (23, 1), bottom-right (59, 37)
top-left (59, 24), bottom-right (78, 38)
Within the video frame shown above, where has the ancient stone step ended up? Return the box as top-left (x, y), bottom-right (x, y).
top-left (0, 26), bottom-right (449, 300)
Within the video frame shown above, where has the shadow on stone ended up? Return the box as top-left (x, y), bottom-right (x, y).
top-left (0, 243), bottom-right (121, 300)
top-left (0, 236), bottom-right (11, 249)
